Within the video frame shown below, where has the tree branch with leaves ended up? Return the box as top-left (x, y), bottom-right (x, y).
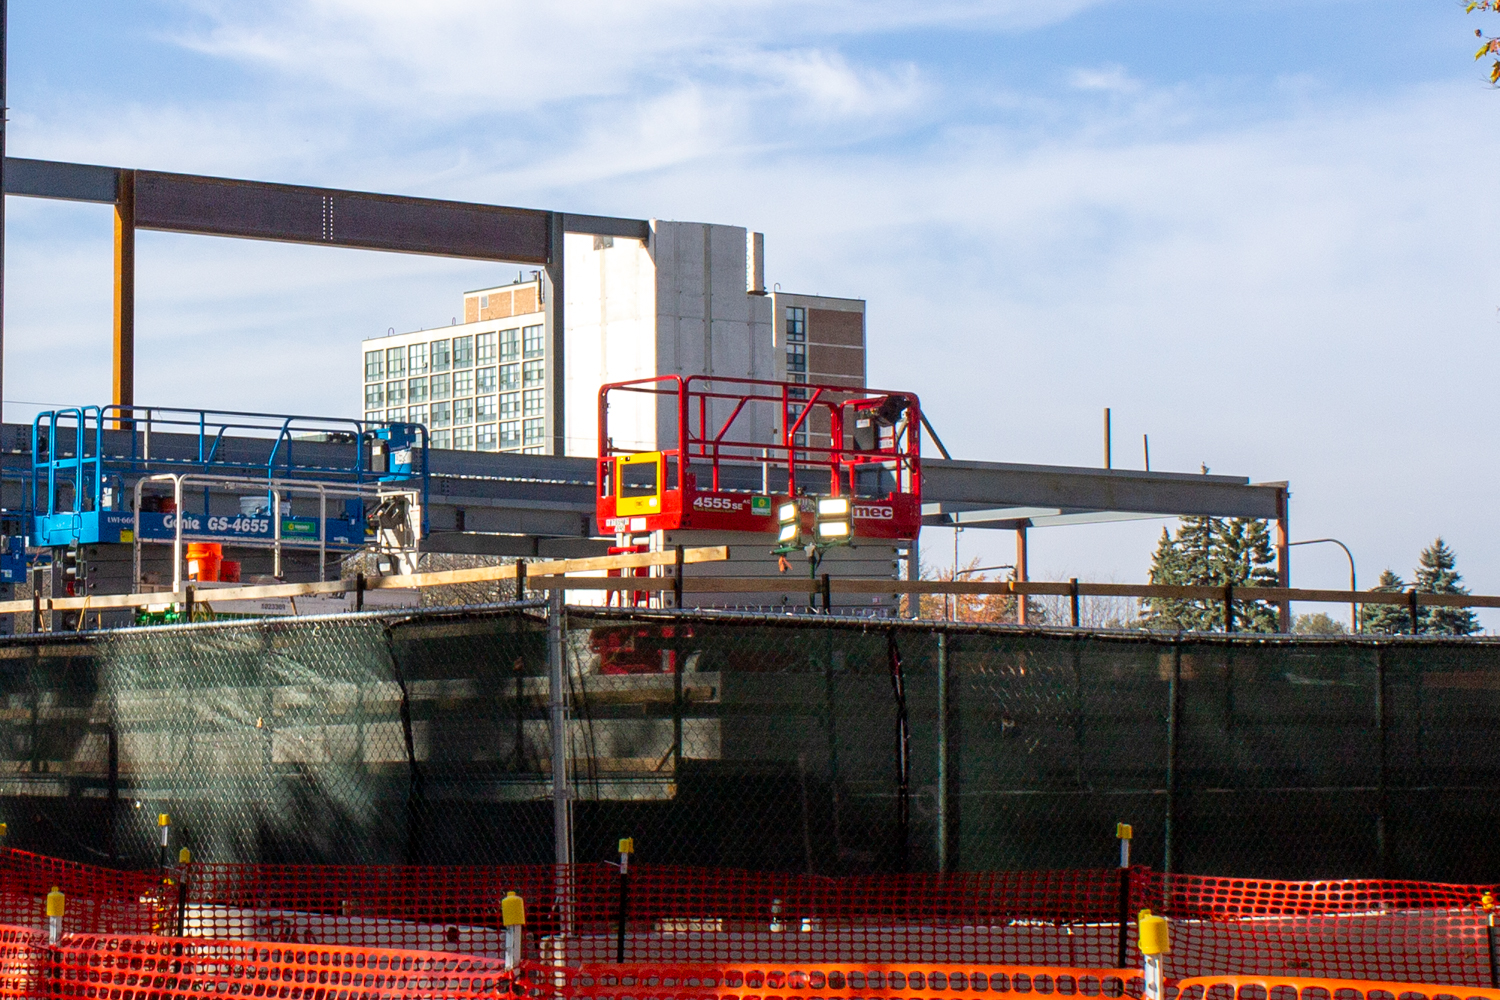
top-left (1470, 1), bottom-right (1500, 84)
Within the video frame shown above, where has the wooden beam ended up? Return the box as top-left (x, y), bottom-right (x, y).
top-left (9, 562), bottom-right (1500, 618)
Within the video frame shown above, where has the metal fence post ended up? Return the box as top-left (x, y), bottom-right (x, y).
top-left (548, 588), bottom-right (571, 868)
top-left (936, 631), bottom-right (948, 872)
top-left (1376, 646), bottom-right (1388, 877)
top-left (1164, 639), bottom-right (1181, 881)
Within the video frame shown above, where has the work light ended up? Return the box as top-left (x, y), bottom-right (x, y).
top-left (814, 496), bottom-right (853, 545)
top-left (776, 501), bottom-right (802, 549)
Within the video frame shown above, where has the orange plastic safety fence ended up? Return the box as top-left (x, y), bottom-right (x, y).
top-left (539, 964), bottom-right (1146, 1000)
top-left (2, 850), bottom-right (1499, 989)
top-left (1135, 872), bottom-right (1498, 986)
top-left (0, 853), bottom-right (164, 938)
top-left (46, 930), bottom-right (520, 1000)
top-left (1174, 975), bottom-right (1500, 1000)
top-left (0, 925), bottom-right (47, 999)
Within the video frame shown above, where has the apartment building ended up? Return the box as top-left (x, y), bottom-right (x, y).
top-left (362, 222), bottom-right (866, 457)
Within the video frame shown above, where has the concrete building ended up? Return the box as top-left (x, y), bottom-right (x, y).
top-left (361, 221), bottom-right (865, 458)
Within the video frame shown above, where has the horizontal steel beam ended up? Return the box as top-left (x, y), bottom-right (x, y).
top-left (921, 459), bottom-right (1283, 521)
top-left (561, 213), bottom-right (651, 240)
top-left (2, 157), bottom-right (652, 257)
top-left (5, 156), bottom-right (117, 202)
top-left (132, 170), bottom-right (551, 263)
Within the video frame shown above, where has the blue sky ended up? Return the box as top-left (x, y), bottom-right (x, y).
top-left (3, 1), bottom-right (1497, 623)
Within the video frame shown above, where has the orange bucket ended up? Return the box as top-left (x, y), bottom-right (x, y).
top-left (186, 543), bottom-right (222, 582)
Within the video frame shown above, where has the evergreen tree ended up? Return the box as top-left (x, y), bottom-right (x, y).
top-left (1414, 537), bottom-right (1480, 636)
top-left (1142, 516), bottom-right (1280, 632)
top-left (1360, 569), bottom-right (1410, 634)
top-left (1211, 517), bottom-right (1280, 630)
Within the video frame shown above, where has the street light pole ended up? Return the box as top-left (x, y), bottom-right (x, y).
top-left (1289, 538), bottom-right (1357, 633)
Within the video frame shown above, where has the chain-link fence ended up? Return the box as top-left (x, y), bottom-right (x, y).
top-left (0, 605), bottom-right (1497, 882)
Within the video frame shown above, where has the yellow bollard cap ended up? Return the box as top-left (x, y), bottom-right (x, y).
top-left (1116, 823), bottom-right (1133, 840)
top-left (619, 838), bottom-right (634, 855)
top-left (157, 813), bottom-right (171, 828)
top-left (45, 887), bottom-right (64, 918)
top-left (1485, 891), bottom-right (1495, 910)
top-left (502, 891), bottom-right (526, 927)
top-left (1138, 909), bottom-right (1169, 955)
top-left (178, 847), bottom-right (192, 865)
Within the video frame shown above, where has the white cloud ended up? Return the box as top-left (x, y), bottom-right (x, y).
top-left (1070, 65), bottom-right (1142, 93)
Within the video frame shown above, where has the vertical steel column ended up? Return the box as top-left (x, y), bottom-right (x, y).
top-left (936, 631), bottom-right (949, 872)
top-left (1015, 523), bottom-right (1029, 625)
top-left (544, 213), bottom-right (566, 456)
top-left (1275, 486), bottom-right (1291, 631)
top-left (113, 171), bottom-right (136, 417)
top-left (548, 588), bottom-right (572, 867)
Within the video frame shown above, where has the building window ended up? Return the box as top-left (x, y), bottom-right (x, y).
top-left (408, 377), bottom-right (428, 404)
top-left (786, 306), bottom-right (806, 340)
top-left (480, 294), bottom-right (490, 310)
top-left (453, 397), bottom-right (474, 425)
top-left (387, 407), bottom-right (405, 423)
top-left (431, 429), bottom-right (451, 449)
top-left (430, 401), bottom-right (451, 429)
top-left (364, 383), bottom-right (384, 409)
top-left (429, 372), bottom-right (450, 400)
top-left (500, 364), bottom-right (520, 392)
top-left (408, 342), bottom-right (428, 375)
top-left (477, 331), bottom-right (497, 364)
top-left (522, 324), bottom-right (545, 359)
top-left (500, 393), bottom-right (520, 420)
top-left (476, 424), bottom-right (498, 451)
top-left (523, 389), bottom-right (545, 418)
top-left (364, 410), bottom-right (382, 424)
top-left (500, 421), bottom-right (521, 450)
top-left (522, 360), bottom-right (544, 387)
top-left (430, 339), bottom-right (451, 372)
top-left (476, 395), bottom-right (497, 422)
top-left (386, 347), bottom-right (406, 379)
top-left (453, 369), bottom-right (475, 397)
top-left (453, 335), bottom-right (473, 368)
top-left (787, 342), bottom-right (806, 375)
top-left (453, 426), bottom-right (475, 450)
top-left (501, 328), bottom-right (520, 362)
top-left (523, 419), bottom-right (546, 449)
top-left (476, 366), bottom-right (497, 393)
top-left (387, 380), bottom-right (406, 406)
top-left (364, 350), bottom-right (383, 381)
top-left (408, 404), bottom-right (428, 425)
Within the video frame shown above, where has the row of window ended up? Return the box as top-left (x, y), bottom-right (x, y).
top-left (363, 364), bottom-right (545, 408)
top-left (364, 326), bottom-right (544, 382)
top-left (364, 408), bottom-right (546, 453)
top-left (365, 391), bottom-right (543, 427)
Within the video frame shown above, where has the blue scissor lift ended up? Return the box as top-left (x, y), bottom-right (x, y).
top-left (18, 404), bottom-right (429, 595)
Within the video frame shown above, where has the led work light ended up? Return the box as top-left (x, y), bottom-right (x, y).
top-left (814, 497), bottom-right (852, 544)
top-left (776, 502), bottom-right (802, 548)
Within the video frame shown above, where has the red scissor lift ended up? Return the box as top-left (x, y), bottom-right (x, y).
top-left (592, 376), bottom-right (923, 668)
top-left (596, 374), bottom-right (922, 543)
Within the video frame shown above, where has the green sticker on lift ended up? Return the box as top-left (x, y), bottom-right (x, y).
top-left (751, 496), bottom-right (772, 515)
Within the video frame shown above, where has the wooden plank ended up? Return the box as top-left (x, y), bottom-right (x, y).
top-left (8, 555), bottom-right (1500, 619)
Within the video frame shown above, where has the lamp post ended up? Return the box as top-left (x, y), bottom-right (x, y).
top-left (1289, 537), bottom-right (1357, 633)
top-left (953, 564), bottom-right (1015, 623)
